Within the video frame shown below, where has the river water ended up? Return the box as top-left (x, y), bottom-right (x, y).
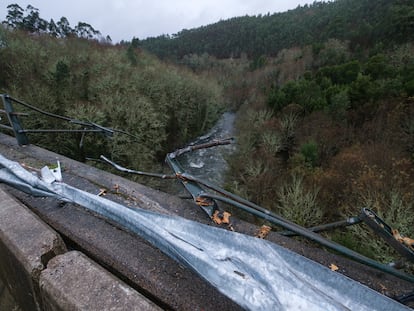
top-left (177, 112), bottom-right (236, 186)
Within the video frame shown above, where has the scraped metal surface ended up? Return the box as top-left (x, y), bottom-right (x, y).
top-left (0, 154), bottom-right (410, 311)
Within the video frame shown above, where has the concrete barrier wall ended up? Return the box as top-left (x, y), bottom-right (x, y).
top-left (0, 186), bottom-right (161, 311)
top-left (0, 186), bottom-right (67, 310)
top-left (40, 251), bottom-right (160, 311)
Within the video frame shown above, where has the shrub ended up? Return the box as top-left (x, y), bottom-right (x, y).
top-left (267, 86), bottom-right (287, 111)
top-left (278, 112), bottom-right (298, 153)
top-left (261, 131), bottom-right (283, 155)
top-left (404, 79), bottom-right (414, 96)
top-left (364, 54), bottom-right (393, 80)
top-left (317, 60), bottom-right (360, 85)
top-left (326, 88), bottom-right (350, 122)
top-left (348, 73), bottom-right (376, 104)
top-left (300, 140), bottom-right (319, 167)
top-left (277, 174), bottom-right (322, 227)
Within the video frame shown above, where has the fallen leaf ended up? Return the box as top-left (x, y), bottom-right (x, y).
top-left (392, 229), bottom-right (414, 250)
top-left (212, 210), bottom-right (232, 225)
top-left (212, 211), bottom-right (221, 224)
top-left (329, 263), bottom-right (339, 271)
top-left (256, 225), bottom-right (271, 239)
top-left (221, 211), bottom-right (231, 224)
top-left (402, 236), bottom-right (414, 250)
top-left (392, 228), bottom-right (403, 241)
top-left (196, 197), bottom-right (213, 207)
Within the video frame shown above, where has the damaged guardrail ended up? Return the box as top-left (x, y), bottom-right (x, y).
top-left (100, 140), bottom-right (414, 285)
top-left (0, 94), bottom-right (137, 146)
top-left (0, 154), bottom-right (412, 310)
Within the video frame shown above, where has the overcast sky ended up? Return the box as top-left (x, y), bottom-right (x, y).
top-left (1, 1), bottom-right (314, 42)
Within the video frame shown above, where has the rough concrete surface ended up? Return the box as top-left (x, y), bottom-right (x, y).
top-left (39, 251), bottom-right (162, 311)
top-left (0, 186), bottom-right (67, 311)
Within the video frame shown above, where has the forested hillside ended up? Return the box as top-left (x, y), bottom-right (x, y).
top-left (140, 0), bottom-right (414, 59)
top-left (222, 2), bottom-right (414, 265)
top-left (142, 0), bottom-right (414, 265)
top-left (0, 5), bottom-right (224, 177)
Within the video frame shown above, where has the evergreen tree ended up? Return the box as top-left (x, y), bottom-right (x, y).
top-left (22, 5), bottom-right (48, 33)
top-left (56, 17), bottom-right (73, 37)
top-left (75, 22), bottom-right (101, 39)
top-left (4, 4), bottom-right (24, 28)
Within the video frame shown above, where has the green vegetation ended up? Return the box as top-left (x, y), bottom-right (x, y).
top-left (277, 174), bottom-right (322, 227)
top-left (223, 39), bottom-right (414, 265)
top-left (140, 0), bottom-right (414, 60)
top-left (3, 4), bottom-right (106, 40)
top-left (164, 1), bottom-right (413, 265)
top-left (266, 53), bottom-right (414, 114)
top-left (0, 8), bottom-right (224, 174)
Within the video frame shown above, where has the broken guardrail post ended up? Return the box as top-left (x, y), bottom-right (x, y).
top-left (1, 94), bottom-right (29, 145)
top-left (164, 138), bottom-right (233, 218)
top-left (165, 151), bottom-right (219, 218)
top-left (360, 208), bottom-right (414, 262)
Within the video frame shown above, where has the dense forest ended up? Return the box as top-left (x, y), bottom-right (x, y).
top-left (140, 0), bottom-right (414, 59)
top-left (1, 1), bottom-right (414, 266)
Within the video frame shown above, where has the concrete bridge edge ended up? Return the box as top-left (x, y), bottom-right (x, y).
top-left (0, 186), bottom-right (162, 311)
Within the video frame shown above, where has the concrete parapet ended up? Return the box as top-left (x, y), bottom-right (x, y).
top-left (39, 251), bottom-right (162, 311)
top-left (0, 186), bottom-right (67, 310)
top-left (0, 186), bottom-right (161, 310)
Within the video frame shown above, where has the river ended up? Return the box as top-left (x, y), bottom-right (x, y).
top-left (177, 112), bottom-right (236, 186)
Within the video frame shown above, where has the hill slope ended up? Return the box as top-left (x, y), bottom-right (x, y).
top-left (140, 0), bottom-right (414, 59)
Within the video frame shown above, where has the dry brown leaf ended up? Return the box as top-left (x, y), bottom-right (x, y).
top-left (196, 197), bottom-right (213, 207)
top-left (212, 210), bottom-right (232, 225)
top-left (392, 228), bottom-right (403, 241)
top-left (256, 225), bottom-right (271, 239)
top-left (212, 210), bottom-right (222, 224)
top-left (329, 263), bottom-right (339, 271)
top-left (392, 229), bottom-right (414, 250)
top-left (402, 237), bottom-right (414, 250)
top-left (221, 211), bottom-right (231, 224)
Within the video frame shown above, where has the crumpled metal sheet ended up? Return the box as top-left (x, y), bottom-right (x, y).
top-left (0, 154), bottom-right (410, 311)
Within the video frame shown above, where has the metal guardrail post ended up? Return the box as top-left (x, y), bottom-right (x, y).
top-left (1, 94), bottom-right (29, 145)
top-left (165, 154), bottom-right (218, 217)
top-left (360, 208), bottom-right (414, 262)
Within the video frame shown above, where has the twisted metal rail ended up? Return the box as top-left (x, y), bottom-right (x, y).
top-left (99, 140), bottom-right (414, 285)
top-left (0, 94), bottom-right (138, 146)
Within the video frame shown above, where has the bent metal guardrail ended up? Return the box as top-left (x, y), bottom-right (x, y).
top-left (0, 153), bottom-right (412, 310)
top-left (0, 94), bottom-right (137, 146)
top-left (101, 148), bottom-right (414, 286)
